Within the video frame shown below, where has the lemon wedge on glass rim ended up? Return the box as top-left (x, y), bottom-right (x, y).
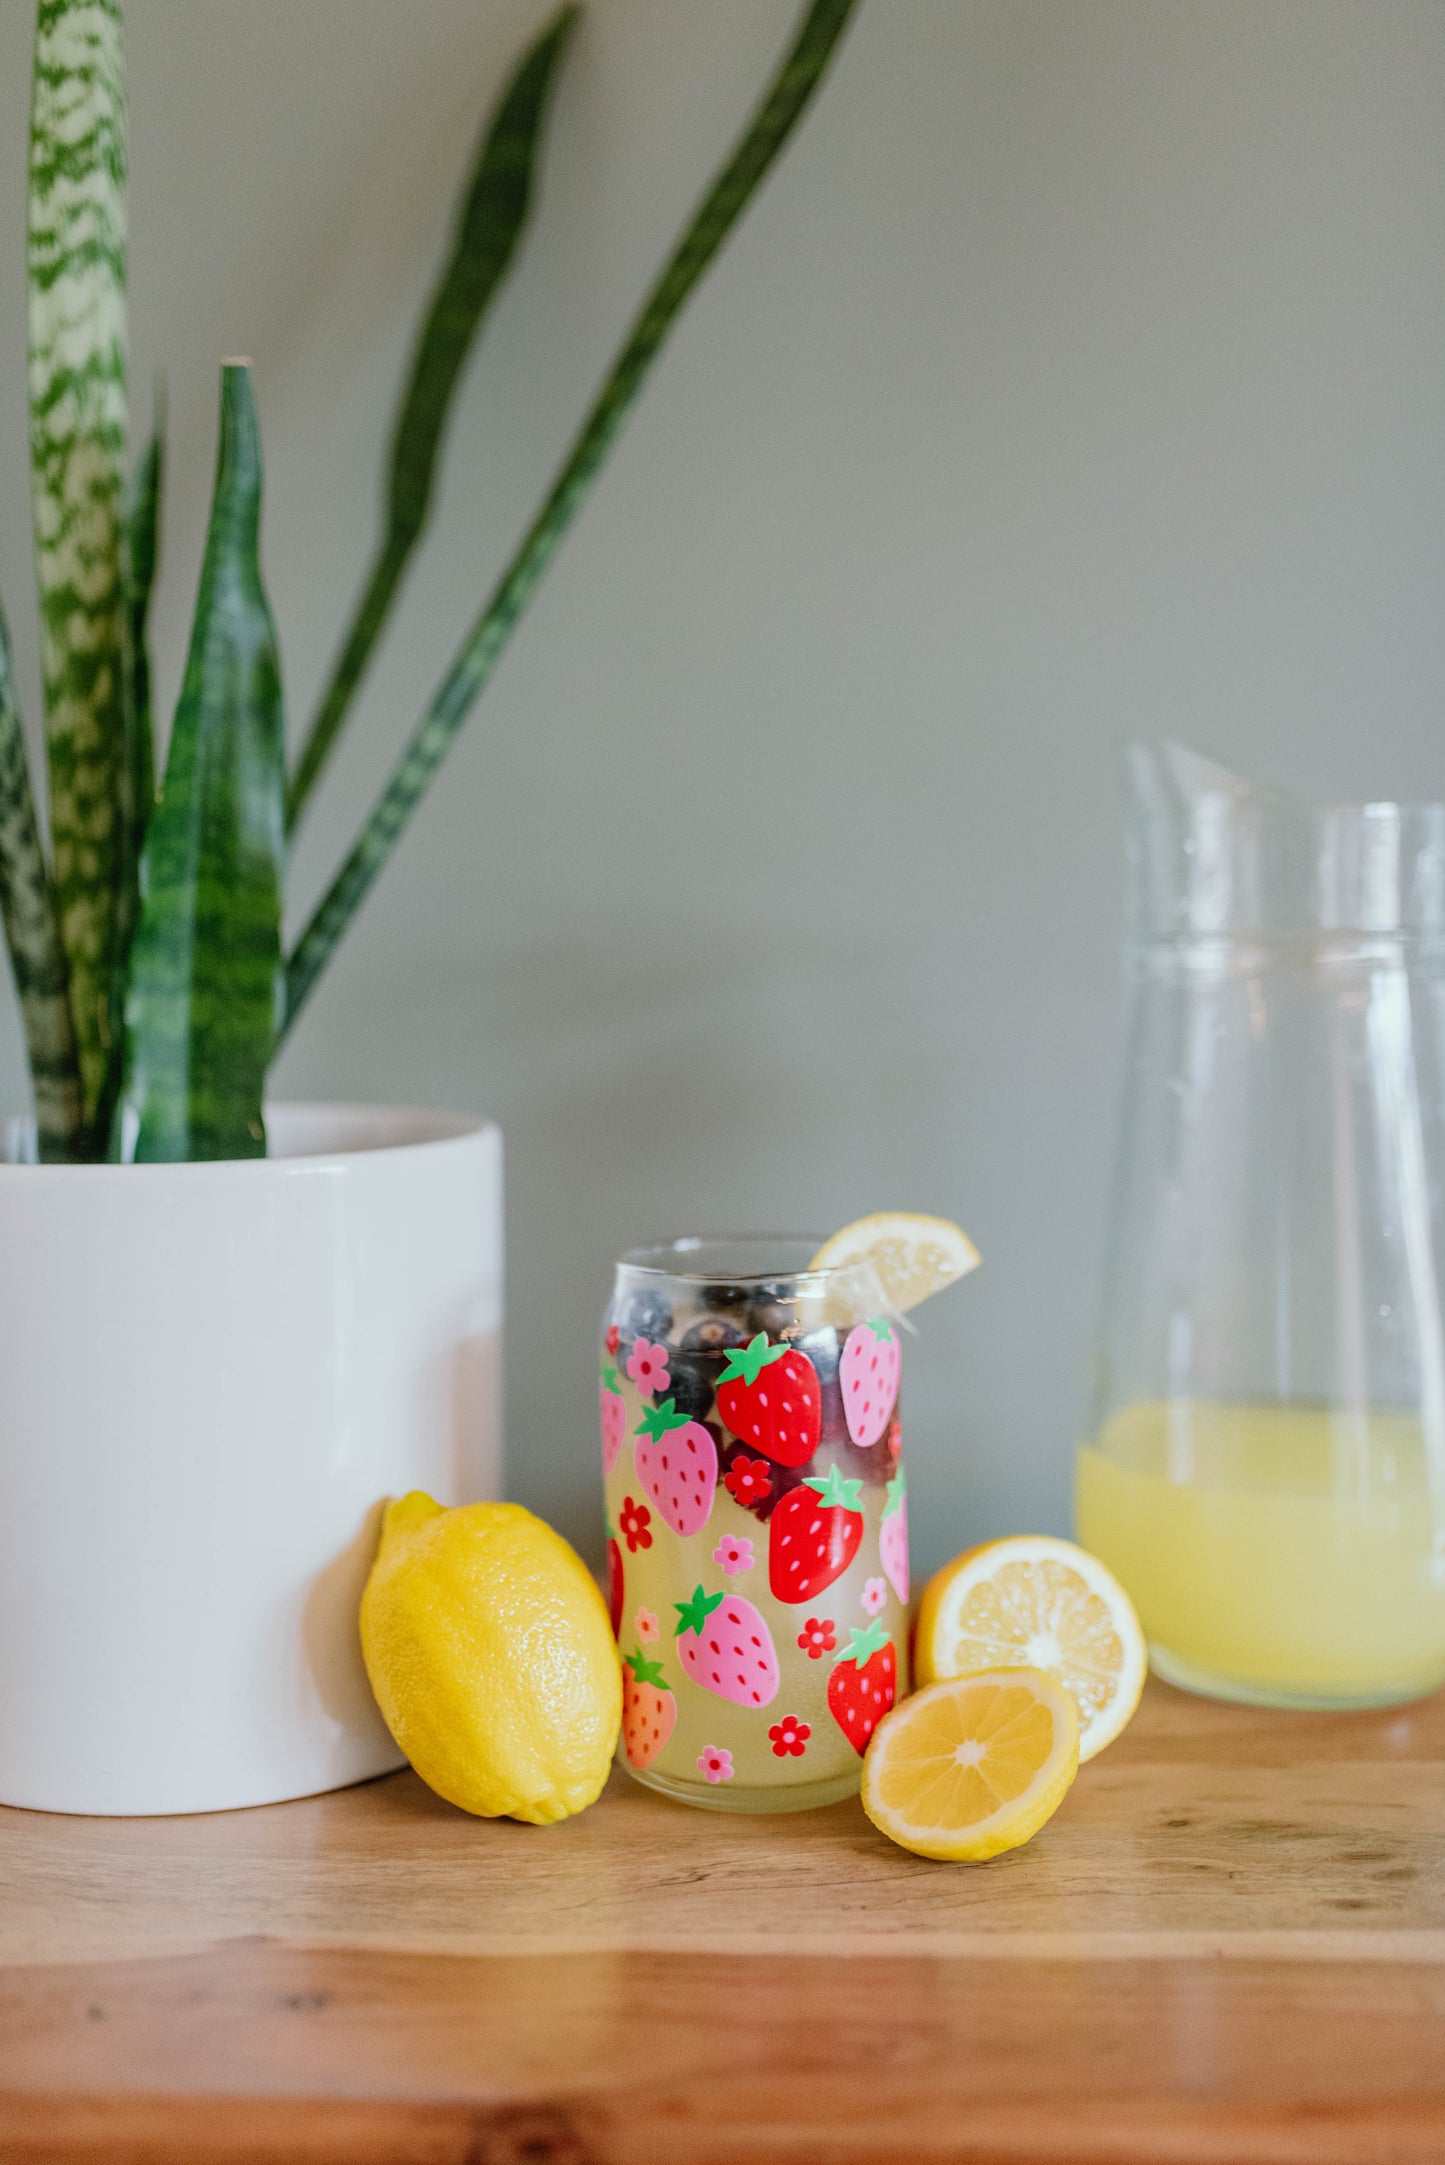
top-left (808, 1212), bottom-right (980, 1313)
top-left (862, 1666), bottom-right (1079, 1861)
top-left (914, 1535), bottom-right (1146, 1763)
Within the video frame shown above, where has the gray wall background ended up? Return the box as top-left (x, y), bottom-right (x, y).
top-left (2, 2), bottom-right (1444, 1580)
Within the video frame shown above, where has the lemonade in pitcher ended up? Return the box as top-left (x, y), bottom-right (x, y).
top-left (1077, 1401), bottom-right (1445, 1704)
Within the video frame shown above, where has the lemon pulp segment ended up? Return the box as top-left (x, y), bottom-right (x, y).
top-left (862, 1668), bottom-right (1079, 1861)
top-left (915, 1535), bottom-right (1145, 1763)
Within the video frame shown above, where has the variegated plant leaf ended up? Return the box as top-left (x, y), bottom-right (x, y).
top-left (28, 0), bottom-right (130, 1125)
top-left (113, 365), bottom-right (285, 1163)
top-left (0, 596), bottom-right (84, 1162)
top-left (286, 3), bottom-right (579, 830)
top-left (86, 413), bottom-right (166, 1150)
top-left (124, 413), bottom-right (163, 876)
top-left (281, 0), bottom-right (860, 1035)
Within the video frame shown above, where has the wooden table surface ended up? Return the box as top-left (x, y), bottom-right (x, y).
top-left (0, 1676), bottom-right (1442, 2164)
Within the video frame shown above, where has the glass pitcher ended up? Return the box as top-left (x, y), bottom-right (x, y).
top-left (1078, 741), bottom-right (1445, 1709)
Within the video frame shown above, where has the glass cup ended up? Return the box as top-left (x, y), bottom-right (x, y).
top-left (600, 1237), bottom-right (910, 1812)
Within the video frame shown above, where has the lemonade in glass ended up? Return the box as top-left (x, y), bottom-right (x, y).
top-left (600, 1238), bottom-right (910, 1812)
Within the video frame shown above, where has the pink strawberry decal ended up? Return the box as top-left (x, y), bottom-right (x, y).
top-left (768, 1465), bottom-right (864, 1604)
top-left (827, 1621), bottom-right (896, 1754)
top-left (605, 1524), bottom-right (624, 1637)
top-left (716, 1332), bottom-right (821, 1467)
top-left (633, 1400), bottom-right (717, 1537)
top-left (840, 1318), bottom-right (900, 1447)
top-left (600, 1366), bottom-right (627, 1476)
top-left (622, 1648), bottom-right (677, 1768)
top-left (673, 1582), bottom-right (779, 1706)
top-left (880, 1469), bottom-right (909, 1604)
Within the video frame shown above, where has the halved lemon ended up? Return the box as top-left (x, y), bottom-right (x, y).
top-left (808, 1212), bottom-right (980, 1313)
top-left (862, 1667), bottom-right (1079, 1861)
top-left (914, 1535), bottom-right (1146, 1763)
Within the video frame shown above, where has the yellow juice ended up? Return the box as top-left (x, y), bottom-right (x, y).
top-left (1076, 1400), bottom-right (1445, 1706)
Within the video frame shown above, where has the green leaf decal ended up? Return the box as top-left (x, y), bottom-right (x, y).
top-left (28, 0), bottom-right (130, 1123)
top-left (717, 1333), bottom-right (789, 1388)
top-left (882, 1469), bottom-right (905, 1520)
top-left (0, 597), bottom-right (84, 1162)
top-left (832, 1620), bottom-right (891, 1671)
top-left (286, 4), bottom-right (579, 829)
top-left (112, 364), bottom-right (286, 1162)
top-left (635, 1397), bottom-right (690, 1440)
top-left (802, 1467), bottom-right (864, 1512)
top-left (279, 0), bottom-right (861, 1038)
top-left (673, 1584), bottom-right (726, 1639)
top-left (623, 1648), bottom-right (667, 1689)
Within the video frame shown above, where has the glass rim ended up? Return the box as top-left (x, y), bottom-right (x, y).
top-left (615, 1233), bottom-right (870, 1289)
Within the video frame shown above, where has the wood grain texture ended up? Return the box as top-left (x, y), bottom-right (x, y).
top-left (1, 1680), bottom-right (1443, 2163)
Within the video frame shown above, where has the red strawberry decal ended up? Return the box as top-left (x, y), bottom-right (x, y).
top-left (716, 1332), bottom-right (820, 1467)
top-left (767, 1465), bottom-right (864, 1604)
top-left (827, 1621), bottom-right (896, 1754)
top-left (605, 1526), bottom-right (624, 1637)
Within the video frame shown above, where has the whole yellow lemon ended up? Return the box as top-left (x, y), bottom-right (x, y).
top-left (360, 1492), bottom-right (621, 1824)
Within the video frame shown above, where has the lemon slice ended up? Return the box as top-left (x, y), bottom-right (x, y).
top-left (862, 1667), bottom-right (1079, 1860)
top-left (914, 1535), bottom-right (1145, 1763)
top-left (808, 1212), bottom-right (980, 1313)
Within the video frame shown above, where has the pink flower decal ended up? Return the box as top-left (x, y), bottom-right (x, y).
top-left (636, 1608), bottom-right (659, 1643)
top-left (768, 1715), bottom-right (811, 1758)
top-left (698, 1746), bottom-right (734, 1784)
top-left (604, 1322), bottom-right (621, 1357)
top-left (797, 1617), bottom-right (836, 1660)
top-left (627, 1338), bottom-right (671, 1394)
top-left (861, 1576), bottom-right (888, 1618)
top-left (712, 1532), bottom-right (755, 1578)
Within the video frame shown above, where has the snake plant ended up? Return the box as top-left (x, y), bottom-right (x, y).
top-left (2, 0), bottom-right (858, 1161)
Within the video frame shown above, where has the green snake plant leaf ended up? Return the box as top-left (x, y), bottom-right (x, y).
top-left (286, 3), bottom-right (580, 830)
top-left (89, 411), bottom-right (167, 1150)
top-left (0, 597), bottom-right (85, 1162)
top-left (124, 412), bottom-right (164, 873)
top-left (281, 0), bottom-right (860, 1036)
top-left (113, 364), bottom-right (286, 1163)
top-left (28, 0), bottom-right (131, 1127)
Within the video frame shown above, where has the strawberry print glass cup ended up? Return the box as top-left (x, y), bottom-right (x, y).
top-left (601, 1237), bottom-right (910, 1813)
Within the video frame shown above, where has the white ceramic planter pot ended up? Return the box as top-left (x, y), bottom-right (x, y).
top-left (0, 1103), bottom-right (502, 1817)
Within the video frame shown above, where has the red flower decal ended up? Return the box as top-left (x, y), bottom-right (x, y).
top-left (605, 1322), bottom-right (621, 1356)
top-left (768, 1715), bottom-right (811, 1758)
top-left (618, 1495), bottom-right (653, 1553)
top-left (724, 1454), bottom-right (773, 1508)
top-left (797, 1617), bottom-right (836, 1660)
